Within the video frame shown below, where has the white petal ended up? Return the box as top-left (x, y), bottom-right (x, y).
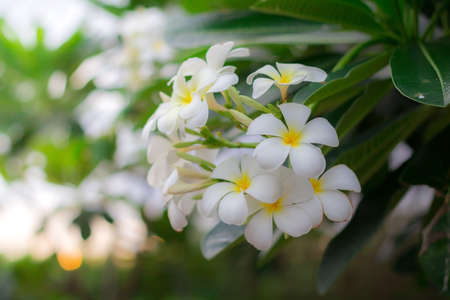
top-left (240, 154), bottom-right (262, 178)
top-left (302, 118), bottom-right (339, 147)
top-left (147, 157), bottom-right (171, 188)
top-left (178, 196), bottom-right (196, 214)
top-left (206, 41), bottom-right (234, 69)
top-left (281, 171), bottom-right (314, 204)
top-left (207, 73), bottom-right (238, 93)
top-left (252, 78), bottom-right (275, 98)
top-left (246, 174), bottom-right (281, 203)
top-left (199, 182), bottom-right (234, 216)
top-left (195, 67), bottom-right (219, 91)
top-left (247, 65), bottom-right (281, 84)
top-left (168, 201), bottom-right (188, 232)
top-left (177, 57), bottom-right (207, 77)
top-left (163, 169), bottom-right (179, 193)
top-left (244, 210), bottom-right (273, 251)
top-left (146, 135), bottom-right (172, 163)
top-left (247, 113), bottom-right (287, 137)
top-left (289, 144), bottom-right (326, 178)
top-left (278, 103), bottom-right (310, 131)
top-left (274, 205), bottom-right (311, 237)
top-left (218, 192), bottom-right (248, 225)
top-left (298, 197), bottom-right (323, 228)
top-left (319, 190), bottom-right (353, 222)
top-left (179, 94), bottom-right (202, 119)
top-left (321, 164), bottom-right (361, 192)
top-left (253, 137), bottom-right (290, 170)
top-left (299, 65), bottom-right (327, 82)
top-left (219, 66), bottom-right (237, 74)
top-left (186, 100), bottom-right (209, 129)
top-left (275, 62), bottom-right (301, 77)
top-left (157, 108), bottom-right (179, 135)
top-left (229, 47), bottom-right (250, 58)
top-left (211, 156), bottom-right (241, 181)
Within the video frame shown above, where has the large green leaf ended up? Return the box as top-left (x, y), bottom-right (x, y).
top-left (201, 222), bottom-right (245, 260)
top-left (390, 38), bottom-right (450, 107)
top-left (335, 79), bottom-right (392, 138)
top-left (165, 11), bottom-right (369, 48)
top-left (252, 0), bottom-right (384, 35)
top-left (317, 168), bottom-right (408, 294)
top-left (294, 51), bottom-right (391, 107)
top-left (332, 105), bottom-right (432, 184)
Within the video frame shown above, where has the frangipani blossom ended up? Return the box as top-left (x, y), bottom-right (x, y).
top-left (308, 164), bottom-right (361, 223)
top-left (200, 155), bottom-right (281, 226)
top-left (158, 148), bottom-right (218, 232)
top-left (247, 103), bottom-right (338, 178)
top-left (247, 62), bottom-right (327, 99)
top-left (244, 167), bottom-right (314, 251)
top-left (176, 41), bottom-right (249, 93)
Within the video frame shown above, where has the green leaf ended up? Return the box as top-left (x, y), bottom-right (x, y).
top-left (390, 38), bottom-right (450, 107)
top-left (201, 222), bottom-right (245, 260)
top-left (335, 79), bottom-right (392, 138)
top-left (252, 0), bottom-right (384, 35)
top-left (332, 105), bottom-right (432, 184)
top-left (294, 51), bottom-right (391, 108)
top-left (317, 168), bottom-right (408, 294)
top-left (401, 126), bottom-right (450, 191)
top-left (165, 11), bottom-right (369, 48)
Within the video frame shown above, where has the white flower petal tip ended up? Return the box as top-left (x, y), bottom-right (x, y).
top-left (168, 201), bottom-right (188, 232)
top-left (321, 164), bottom-right (361, 193)
top-left (218, 192), bottom-right (248, 225)
top-left (319, 190), bottom-right (353, 222)
top-left (244, 210), bottom-right (273, 251)
top-left (200, 182), bottom-right (234, 216)
top-left (302, 118), bottom-right (339, 147)
top-left (248, 63), bottom-right (327, 98)
top-left (247, 114), bottom-right (286, 137)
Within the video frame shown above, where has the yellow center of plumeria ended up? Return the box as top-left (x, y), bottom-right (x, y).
top-left (282, 129), bottom-right (302, 147)
top-left (262, 197), bottom-right (283, 214)
top-left (233, 173), bottom-right (251, 192)
top-left (182, 92), bottom-right (193, 105)
top-left (309, 178), bottom-right (323, 194)
top-left (278, 73), bottom-right (293, 84)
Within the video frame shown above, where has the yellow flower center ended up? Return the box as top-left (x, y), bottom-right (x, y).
top-left (233, 173), bottom-right (251, 192)
top-left (182, 92), bottom-right (193, 105)
top-left (262, 197), bottom-right (283, 214)
top-left (309, 178), bottom-right (323, 194)
top-left (282, 129), bottom-right (302, 147)
top-left (279, 73), bottom-right (293, 84)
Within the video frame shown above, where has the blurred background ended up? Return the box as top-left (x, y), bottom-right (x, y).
top-left (0, 0), bottom-right (446, 299)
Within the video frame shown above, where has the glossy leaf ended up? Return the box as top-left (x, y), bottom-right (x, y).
top-left (252, 0), bottom-right (384, 35)
top-left (391, 39), bottom-right (450, 107)
top-left (201, 222), bottom-right (245, 260)
top-left (294, 51), bottom-right (391, 107)
top-left (165, 11), bottom-right (369, 48)
top-left (332, 105), bottom-right (432, 184)
top-left (335, 79), bottom-right (392, 138)
top-left (317, 168), bottom-right (408, 294)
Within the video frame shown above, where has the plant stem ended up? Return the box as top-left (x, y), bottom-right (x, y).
top-left (332, 38), bottom-right (389, 72)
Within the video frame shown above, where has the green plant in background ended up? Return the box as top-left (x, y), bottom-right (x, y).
top-left (160, 0), bottom-right (449, 295)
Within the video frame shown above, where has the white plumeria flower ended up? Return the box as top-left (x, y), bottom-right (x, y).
top-left (308, 164), bottom-right (361, 224)
top-left (161, 147), bottom-right (218, 232)
top-left (247, 62), bottom-right (327, 99)
top-left (145, 134), bottom-right (180, 189)
top-left (244, 167), bottom-right (314, 251)
top-left (176, 41), bottom-right (249, 93)
top-left (200, 155), bottom-right (281, 226)
top-left (143, 73), bottom-right (209, 136)
top-left (247, 103), bottom-right (338, 178)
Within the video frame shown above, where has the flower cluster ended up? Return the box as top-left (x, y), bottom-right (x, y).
top-left (143, 42), bottom-right (361, 251)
